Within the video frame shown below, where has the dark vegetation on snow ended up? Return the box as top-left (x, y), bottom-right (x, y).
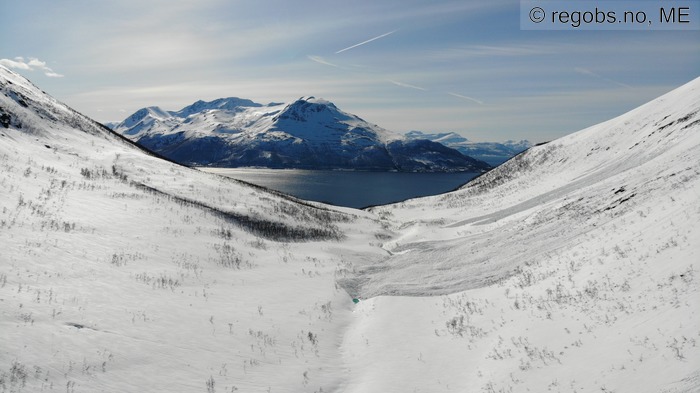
top-left (78, 164), bottom-right (351, 243)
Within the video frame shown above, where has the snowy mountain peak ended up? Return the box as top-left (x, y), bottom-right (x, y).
top-left (297, 96), bottom-right (335, 107)
top-left (116, 106), bottom-right (174, 136)
top-left (406, 131), bottom-right (470, 144)
top-left (0, 65), bottom-right (108, 138)
top-left (174, 97), bottom-right (262, 118)
top-left (121, 106), bottom-right (169, 125)
top-left (114, 95), bottom-right (490, 171)
top-left (273, 96), bottom-right (346, 123)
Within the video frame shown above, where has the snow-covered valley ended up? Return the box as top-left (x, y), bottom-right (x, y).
top-left (1, 65), bottom-right (699, 392)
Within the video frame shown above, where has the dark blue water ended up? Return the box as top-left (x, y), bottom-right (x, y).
top-left (204, 168), bottom-right (481, 209)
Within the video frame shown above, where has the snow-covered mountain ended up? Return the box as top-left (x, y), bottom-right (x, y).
top-left (2, 64), bottom-right (699, 393)
top-left (112, 97), bottom-right (491, 172)
top-left (102, 121), bottom-right (120, 130)
top-left (405, 130), bottom-right (532, 166)
top-left (356, 78), bottom-right (700, 391)
top-left (0, 64), bottom-right (390, 393)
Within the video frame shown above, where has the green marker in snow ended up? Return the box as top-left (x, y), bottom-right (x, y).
top-left (352, 298), bottom-right (360, 304)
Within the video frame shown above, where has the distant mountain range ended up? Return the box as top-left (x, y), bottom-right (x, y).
top-left (405, 131), bottom-right (531, 166)
top-left (110, 97), bottom-right (491, 172)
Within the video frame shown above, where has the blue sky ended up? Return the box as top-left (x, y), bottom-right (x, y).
top-left (1, 0), bottom-right (698, 142)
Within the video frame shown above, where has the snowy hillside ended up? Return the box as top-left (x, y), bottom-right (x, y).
top-left (405, 130), bottom-right (532, 166)
top-left (359, 78), bottom-right (700, 391)
top-left (1, 64), bottom-right (699, 393)
top-left (112, 97), bottom-right (491, 172)
top-left (0, 65), bottom-right (389, 392)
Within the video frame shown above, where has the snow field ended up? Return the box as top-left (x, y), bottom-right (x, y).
top-left (1, 66), bottom-right (699, 392)
top-left (0, 95), bottom-right (387, 391)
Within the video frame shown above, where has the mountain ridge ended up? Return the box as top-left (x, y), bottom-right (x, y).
top-left (405, 130), bottom-right (532, 166)
top-left (112, 97), bottom-right (492, 172)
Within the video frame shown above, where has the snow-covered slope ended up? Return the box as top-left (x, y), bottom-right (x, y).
top-left (2, 64), bottom-right (699, 393)
top-left (406, 130), bottom-right (532, 166)
top-left (113, 97), bottom-right (491, 172)
top-left (0, 65), bottom-right (389, 392)
top-left (352, 78), bottom-right (700, 392)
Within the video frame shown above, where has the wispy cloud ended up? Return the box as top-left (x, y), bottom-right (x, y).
top-left (389, 80), bottom-right (427, 91)
top-left (0, 58), bottom-right (31, 70)
top-left (438, 44), bottom-right (549, 59)
top-left (0, 57), bottom-right (64, 77)
top-left (336, 30), bottom-right (397, 54)
top-left (575, 67), bottom-right (631, 89)
top-left (447, 92), bottom-right (483, 105)
top-left (307, 55), bottom-right (338, 68)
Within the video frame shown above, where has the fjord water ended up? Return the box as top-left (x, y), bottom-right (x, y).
top-left (201, 168), bottom-right (481, 208)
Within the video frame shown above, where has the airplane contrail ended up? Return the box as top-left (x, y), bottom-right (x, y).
top-left (307, 55), bottom-right (338, 67)
top-left (574, 67), bottom-right (632, 89)
top-left (389, 80), bottom-right (427, 91)
top-left (336, 30), bottom-right (397, 54)
top-left (447, 92), bottom-right (484, 105)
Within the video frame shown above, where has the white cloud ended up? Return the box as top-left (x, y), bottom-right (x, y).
top-left (0, 57), bottom-right (32, 70)
top-left (0, 57), bottom-right (64, 77)
top-left (27, 58), bottom-right (47, 68)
